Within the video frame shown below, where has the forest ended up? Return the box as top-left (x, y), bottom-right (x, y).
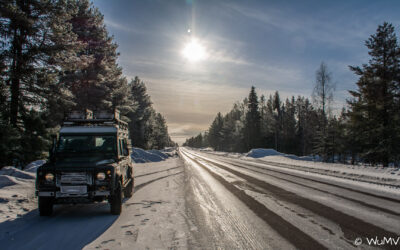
top-left (0, 0), bottom-right (174, 167)
top-left (184, 22), bottom-right (400, 167)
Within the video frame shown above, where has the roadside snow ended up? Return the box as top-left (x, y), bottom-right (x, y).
top-left (195, 147), bottom-right (400, 187)
top-left (0, 168), bottom-right (37, 222)
top-left (247, 148), bottom-right (315, 161)
top-left (85, 157), bottom-right (187, 250)
top-left (250, 155), bottom-right (400, 186)
top-left (0, 149), bottom-right (186, 250)
top-left (24, 160), bottom-right (46, 173)
top-left (131, 148), bottom-right (176, 163)
top-left (0, 160), bottom-right (46, 222)
top-left (0, 167), bottom-right (35, 182)
top-left (0, 147), bottom-right (175, 224)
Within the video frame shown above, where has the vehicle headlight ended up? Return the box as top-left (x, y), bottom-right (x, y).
top-left (97, 172), bottom-right (106, 180)
top-left (45, 173), bottom-right (54, 182)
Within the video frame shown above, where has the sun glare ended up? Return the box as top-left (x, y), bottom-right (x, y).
top-left (182, 39), bottom-right (206, 62)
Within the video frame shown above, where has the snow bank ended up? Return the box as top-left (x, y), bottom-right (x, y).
top-left (0, 163), bottom-right (38, 222)
top-left (196, 147), bottom-right (400, 186)
top-left (160, 147), bottom-right (178, 157)
top-left (246, 148), bottom-right (282, 158)
top-left (0, 166), bottom-right (35, 180)
top-left (246, 148), bottom-right (316, 161)
top-left (148, 149), bottom-right (169, 160)
top-left (131, 148), bottom-right (172, 163)
top-left (0, 175), bottom-right (19, 188)
top-left (24, 160), bottom-right (46, 173)
top-left (199, 147), bottom-right (214, 152)
top-left (0, 166), bottom-right (36, 189)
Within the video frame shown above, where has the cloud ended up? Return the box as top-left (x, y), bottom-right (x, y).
top-left (224, 2), bottom-right (375, 49)
top-left (104, 19), bottom-right (142, 34)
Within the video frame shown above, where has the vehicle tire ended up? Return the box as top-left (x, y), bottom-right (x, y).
top-left (110, 182), bottom-right (122, 215)
top-left (39, 197), bottom-right (53, 216)
top-left (124, 178), bottom-right (133, 198)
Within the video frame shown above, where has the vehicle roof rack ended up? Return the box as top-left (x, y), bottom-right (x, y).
top-left (63, 109), bottom-right (128, 131)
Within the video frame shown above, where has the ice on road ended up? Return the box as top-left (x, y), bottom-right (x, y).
top-left (1, 148), bottom-right (399, 249)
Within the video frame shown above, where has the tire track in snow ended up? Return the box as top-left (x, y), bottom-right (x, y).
top-left (181, 150), bottom-right (326, 250)
top-left (184, 149), bottom-right (398, 246)
top-left (210, 158), bottom-right (400, 217)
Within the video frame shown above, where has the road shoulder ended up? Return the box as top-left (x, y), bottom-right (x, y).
top-left (85, 157), bottom-right (188, 249)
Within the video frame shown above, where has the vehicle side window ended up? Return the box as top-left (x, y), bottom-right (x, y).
top-left (122, 139), bottom-right (129, 156)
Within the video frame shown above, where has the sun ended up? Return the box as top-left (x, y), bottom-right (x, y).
top-left (182, 39), bottom-right (206, 62)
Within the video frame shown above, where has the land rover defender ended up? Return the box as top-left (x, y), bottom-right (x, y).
top-left (35, 109), bottom-right (134, 216)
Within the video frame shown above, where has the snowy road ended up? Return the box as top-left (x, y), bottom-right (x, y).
top-left (1, 149), bottom-right (399, 249)
top-left (180, 147), bottom-right (400, 249)
top-left (0, 158), bottom-right (187, 250)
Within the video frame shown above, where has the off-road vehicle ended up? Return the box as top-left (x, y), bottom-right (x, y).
top-left (35, 109), bottom-right (134, 216)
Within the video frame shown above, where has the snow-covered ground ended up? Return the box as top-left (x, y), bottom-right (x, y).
top-left (200, 148), bottom-right (400, 187)
top-left (85, 157), bottom-right (187, 249)
top-left (131, 147), bottom-right (177, 163)
top-left (182, 147), bottom-right (400, 249)
top-left (0, 148), bottom-right (178, 225)
top-left (1, 146), bottom-right (399, 249)
top-left (0, 149), bottom-right (182, 250)
top-left (0, 165), bottom-right (40, 222)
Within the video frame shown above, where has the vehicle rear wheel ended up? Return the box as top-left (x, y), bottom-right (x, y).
top-left (110, 182), bottom-right (122, 215)
top-left (39, 197), bottom-right (53, 216)
top-left (124, 178), bottom-right (134, 198)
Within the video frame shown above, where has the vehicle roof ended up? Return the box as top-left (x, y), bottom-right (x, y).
top-left (60, 126), bottom-right (118, 134)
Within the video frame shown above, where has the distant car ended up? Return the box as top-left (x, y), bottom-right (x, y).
top-left (35, 109), bottom-right (134, 216)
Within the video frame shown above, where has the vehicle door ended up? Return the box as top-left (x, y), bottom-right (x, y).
top-left (118, 138), bottom-right (131, 186)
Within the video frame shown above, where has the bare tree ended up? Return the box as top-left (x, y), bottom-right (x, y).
top-left (312, 62), bottom-right (336, 162)
top-left (312, 62), bottom-right (335, 120)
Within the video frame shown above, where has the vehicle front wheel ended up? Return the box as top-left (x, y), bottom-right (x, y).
top-left (124, 178), bottom-right (134, 198)
top-left (110, 182), bottom-right (122, 215)
top-left (39, 197), bottom-right (53, 216)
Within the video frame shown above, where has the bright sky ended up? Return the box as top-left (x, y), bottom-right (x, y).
top-left (94, 0), bottom-right (400, 145)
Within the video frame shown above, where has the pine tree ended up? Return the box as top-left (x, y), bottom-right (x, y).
top-left (259, 95), bottom-right (274, 149)
top-left (42, 0), bottom-right (84, 128)
top-left (127, 77), bottom-right (152, 148)
top-left (272, 91), bottom-right (282, 151)
top-left (147, 112), bottom-right (172, 150)
top-left (0, 0), bottom-right (82, 166)
top-left (347, 22), bottom-right (400, 166)
top-left (295, 96), bottom-right (318, 156)
top-left (208, 113), bottom-right (224, 151)
top-left (61, 0), bottom-right (131, 112)
top-left (243, 86), bottom-right (261, 151)
top-left (281, 97), bottom-right (297, 154)
top-left (0, 0), bottom-right (64, 126)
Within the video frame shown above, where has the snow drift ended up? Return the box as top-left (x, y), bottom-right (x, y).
top-left (24, 160), bottom-right (46, 173)
top-left (246, 148), bottom-right (316, 161)
top-left (0, 166), bottom-right (37, 188)
top-left (246, 148), bottom-right (282, 158)
top-left (131, 148), bottom-right (173, 163)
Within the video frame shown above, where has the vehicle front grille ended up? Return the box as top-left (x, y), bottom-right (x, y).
top-left (57, 172), bottom-right (92, 185)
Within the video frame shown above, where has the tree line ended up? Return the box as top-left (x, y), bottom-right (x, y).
top-left (0, 0), bottom-right (174, 167)
top-left (184, 22), bottom-right (400, 167)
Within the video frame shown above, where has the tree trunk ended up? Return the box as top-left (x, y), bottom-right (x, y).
top-left (10, 28), bottom-right (23, 127)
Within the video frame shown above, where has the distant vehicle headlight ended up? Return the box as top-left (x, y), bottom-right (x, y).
top-left (97, 172), bottom-right (106, 180)
top-left (45, 173), bottom-right (54, 182)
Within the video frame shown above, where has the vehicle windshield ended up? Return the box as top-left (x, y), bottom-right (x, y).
top-left (57, 135), bottom-right (116, 155)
